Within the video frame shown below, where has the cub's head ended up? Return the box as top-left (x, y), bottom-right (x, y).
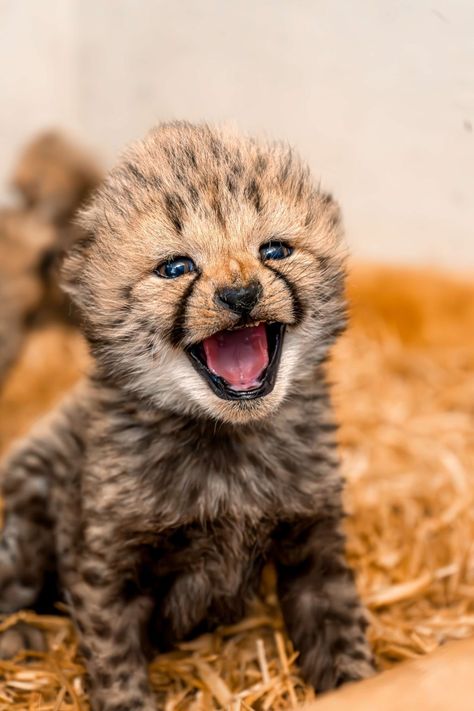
top-left (63, 122), bottom-right (346, 424)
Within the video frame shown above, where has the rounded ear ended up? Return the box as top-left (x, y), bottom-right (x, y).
top-left (60, 230), bottom-right (94, 312)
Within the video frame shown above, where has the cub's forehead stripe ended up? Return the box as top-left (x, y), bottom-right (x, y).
top-left (264, 264), bottom-right (304, 327)
top-left (168, 273), bottom-right (202, 347)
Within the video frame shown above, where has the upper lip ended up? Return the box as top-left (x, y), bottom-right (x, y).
top-left (186, 321), bottom-right (285, 401)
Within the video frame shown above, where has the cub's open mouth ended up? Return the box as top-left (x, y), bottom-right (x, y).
top-left (186, 322), bottom-right (285, 401)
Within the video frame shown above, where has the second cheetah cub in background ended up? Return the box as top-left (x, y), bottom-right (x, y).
top-left (0, 122), bottom-right (374, 710)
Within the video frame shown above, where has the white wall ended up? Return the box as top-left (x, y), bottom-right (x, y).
top-left (0, 0), bottom-right (77, 175)
top-left (1, 0), bottom-right (473, 268)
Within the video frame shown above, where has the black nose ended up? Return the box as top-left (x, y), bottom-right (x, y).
top-left (215, 282), bottom-right (262, 316)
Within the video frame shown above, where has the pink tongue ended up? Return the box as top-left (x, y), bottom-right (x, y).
top-left (203, 323), bottom-right (269, 390)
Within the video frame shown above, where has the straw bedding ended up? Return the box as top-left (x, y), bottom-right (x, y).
top-left (0, 264), bottom-right (472, 710)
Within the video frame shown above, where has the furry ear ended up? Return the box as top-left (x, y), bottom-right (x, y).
top-left (60, 231), bottom-right (95, 312)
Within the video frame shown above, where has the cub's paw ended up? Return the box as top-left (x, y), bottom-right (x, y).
top-left (0, 622), bottom-right (46, 659)
top-left (333, 654), bottom-right (377, 688)
top-left (304, 646), bottom-right (376, 693)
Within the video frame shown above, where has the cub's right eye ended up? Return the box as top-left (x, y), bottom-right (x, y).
top-left (154, 257), bottom-right (196, 279)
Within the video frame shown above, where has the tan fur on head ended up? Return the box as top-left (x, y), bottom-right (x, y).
top-left (62, 122), bottom-right (347, 424)
top-left (11, 130), bottom-right (103, 224)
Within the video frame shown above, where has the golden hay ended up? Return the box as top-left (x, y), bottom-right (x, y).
top-left (0, 264), bottom-right (472, 710)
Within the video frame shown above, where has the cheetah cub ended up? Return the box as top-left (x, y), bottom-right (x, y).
top-left (0, 123), bottom-right (374, 709)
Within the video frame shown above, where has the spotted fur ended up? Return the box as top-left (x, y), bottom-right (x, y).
top-left (0, 123), bottom-right (374, 710)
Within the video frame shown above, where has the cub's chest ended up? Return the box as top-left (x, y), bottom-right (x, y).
top-left (135, 516), bottom-right (274, 593)
top-left (139, 434), bottom-right (314, 521)
top-left (132, 518), bottom-right (275, 647)
top-left (105, 413), bottom-right (323, 527)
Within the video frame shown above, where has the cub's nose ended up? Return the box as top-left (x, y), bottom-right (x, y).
top-left (215, 281), bottom-right (262, 316)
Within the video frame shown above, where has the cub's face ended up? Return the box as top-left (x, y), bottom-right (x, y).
top-left (64, 123), bottom-right (346, 424)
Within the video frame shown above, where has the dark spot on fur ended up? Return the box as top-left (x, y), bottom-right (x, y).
top-left (121, 284), bottom-right (133, 303)
top-left (108, 644), bottom-right (143, 667)
top-left (96, 671), bottom-right (113, 688)
top-left (330, 636), bottom-right (354, 655)
top-left (208, 135), bottom-right (222, 161)
top-left (168, 273), bottom-right (201, 347)
top-left (264, 263), bottom-right (304, 325)
top-left (114, 626), bottom-right (129, 645)
top-left (245, 179), bottom-right (262, 213)
top-left (187, 183), bottom-right (200, 207)
top-left (126, 162), bottom-right (150, 188)
top-left (69, 592), bottom-right (84, 610)
top-left (75, 618), bottom-right (86, 634)
top-left (91, 617), bottom-right (112, 639)
top-left (226, 173), bottom-right (237, 195)
top-left (304, 207), bottom-right (315, 228)
top-left (230, 160), bottom-right (244, 178)
top-left (184, 146), bottom-right (197, 169)
top-left (164, 192), bottom-right (185, 233)
top-left (117, 670), bottom-right (131, 686)
top-left (211, 196), bottom-right (226, 228)
top-left (83, 567), bottom-right (108, 588)
top-left (254, 154), bottom-right (267, 175)
top-left (79, 643), bottom-right (92, 660)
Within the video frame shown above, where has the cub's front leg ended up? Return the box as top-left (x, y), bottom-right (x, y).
top-left (68, 521), bottom-right (156, 711)
top-left (0, 394), bottom-right (84, 613)
top-left (67, 526), bottom-right (156, 711)
top-left (274, 513), bottom-right (375, 692)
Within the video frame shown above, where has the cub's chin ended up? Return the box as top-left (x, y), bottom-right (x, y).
top-left (147, 323), bottom-right (299, 425)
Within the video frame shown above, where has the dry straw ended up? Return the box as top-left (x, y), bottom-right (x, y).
top-left (0, 264), bottom-right (472, 710)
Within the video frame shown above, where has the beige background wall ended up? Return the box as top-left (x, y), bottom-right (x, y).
top-left (1, 0), bottom-right (473, 267)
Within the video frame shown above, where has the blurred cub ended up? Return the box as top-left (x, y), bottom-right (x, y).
top-left (0, 209), bottom-right (56, 383)
top-left (11, 130), bottom-right (103, 321)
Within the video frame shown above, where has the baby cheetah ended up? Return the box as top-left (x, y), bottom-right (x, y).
top-left (0, 123), bottom-right (374, 710)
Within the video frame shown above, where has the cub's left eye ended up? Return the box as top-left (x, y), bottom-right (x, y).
top-left (259, 241), bottom-right (293, 261)
top-left (155, 257), bottom-right (196, 279)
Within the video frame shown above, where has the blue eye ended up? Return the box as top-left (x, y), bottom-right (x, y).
top-left (259, 241), bottom-right (293, 261)
top-left (155, 256), bottom-right (196, 279)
